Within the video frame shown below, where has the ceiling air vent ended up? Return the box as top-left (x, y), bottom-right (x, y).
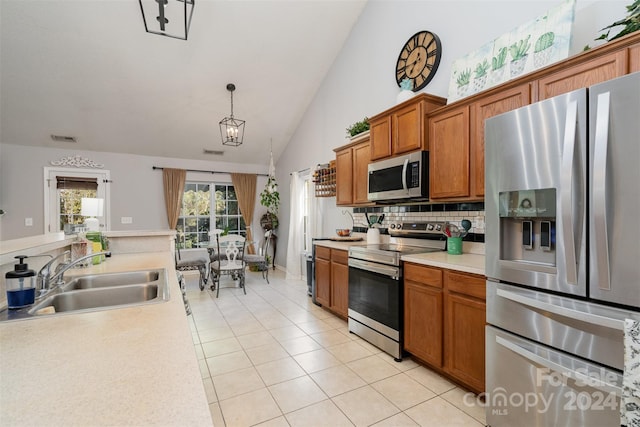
top-left (203, 149), bottom-right (224, 156)
top-left (50, 134), bottom-right (77, 143)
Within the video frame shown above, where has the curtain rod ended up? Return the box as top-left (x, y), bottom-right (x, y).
top-left (152, 166), bottom-right (269, 177)
top-left (290, 167), bottom-right (311, 176)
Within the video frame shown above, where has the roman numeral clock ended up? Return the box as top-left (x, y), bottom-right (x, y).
top-left (396, 31), bottom-right (442, 91)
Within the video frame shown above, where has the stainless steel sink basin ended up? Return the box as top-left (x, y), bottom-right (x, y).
top-left (0, 269), bottom-right (169, 321)
top-left (62, 270), bottom-right (160, 291)
top-left (29, 284), bottom-right (162, 313)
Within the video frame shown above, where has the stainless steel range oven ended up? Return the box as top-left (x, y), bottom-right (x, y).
top-left (348, 221), bottom-right (446, 361)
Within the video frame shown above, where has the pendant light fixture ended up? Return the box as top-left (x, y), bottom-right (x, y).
top-left (219, 83), bottom-right (245, 147)
top-left (138, 0), bottom-right (195, 40)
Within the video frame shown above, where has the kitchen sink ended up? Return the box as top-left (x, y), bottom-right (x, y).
top-left (0, 269), bottom-right (169, 321)
top-left (61, 270), bottom-right (160, 291)
top-left (29, 284), bottom-right (162, 313)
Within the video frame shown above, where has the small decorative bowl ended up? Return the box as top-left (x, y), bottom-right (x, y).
top-left (336, 229), bottom-right (352, 237)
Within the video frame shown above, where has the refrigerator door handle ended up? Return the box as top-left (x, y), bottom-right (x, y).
top-left (496, 288), bottom-right (624, 330)
top-left (560, 100), bottom-right (579, 285)
top-left (494, 336), bottom-right (621, 395)
top-left (593, 91), bottom-right (612, 291)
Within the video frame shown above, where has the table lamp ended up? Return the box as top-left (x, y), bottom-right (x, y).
top-left (81, 197), bottom-right (104, 232)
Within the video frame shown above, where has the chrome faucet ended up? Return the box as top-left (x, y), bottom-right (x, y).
top-left (37, 250), bottom-right (111, 298)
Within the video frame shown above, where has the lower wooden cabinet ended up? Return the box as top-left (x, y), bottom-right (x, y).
top-left (403, 262), bottom-right (486, 393)
top-left (314, 246), bottom-right (348, 318)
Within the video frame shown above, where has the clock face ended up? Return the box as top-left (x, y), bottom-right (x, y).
top-left (396, 31), bottom-right (442, 92)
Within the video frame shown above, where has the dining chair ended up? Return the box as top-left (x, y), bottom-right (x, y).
top-left (210, 231), bottom-right (247, 298)
top-left (243, 229), bottom-right (273, 283)
top-left (174, 237), bottom-right (208, 291)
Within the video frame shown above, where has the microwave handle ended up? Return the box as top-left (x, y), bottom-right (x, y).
top-left (401, 158), bottom-right (409, 193)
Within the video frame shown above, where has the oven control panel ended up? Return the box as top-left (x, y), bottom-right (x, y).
top-left (389, 221), bottom-right (447, 236)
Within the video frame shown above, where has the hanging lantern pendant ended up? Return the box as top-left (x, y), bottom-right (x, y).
top-left (220, 83), bottom-right (245, 147)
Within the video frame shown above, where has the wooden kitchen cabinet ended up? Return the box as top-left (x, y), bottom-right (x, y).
top-left (404, 263), bottom-right (443, 367)
top-left (369, 94), bottom-right (446, 161)
top-left (335, 136), bottom-right (371, 206)
top-left (443, 270), bottom-right (486, 394)
top-left (314, 246), bottom-right (331, 307)
top-left (470, 83), bottom-right (531, 198)
top-left (403, 263), bottom-right (486, 393)
top-left (314, 246), bottom-right (349, 318)
top-left (428, 105), bottom-right (470, 199)
top-left (536, 50), bottom-right (627, 100)
top-left (629, 43), bottom-right (640, 73)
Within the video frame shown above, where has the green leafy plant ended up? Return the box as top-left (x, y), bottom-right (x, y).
top-left (596, 0), bottom-right (640, 42)
top-left (474, 59), bottom-right (490, 78)
top-left (491, 47), bottom-right (508, 70)
top-left (346, 117), bottom-right (370, 137)
top-left (535, 32), bottom-right (555, 53)
top-left (456, 68), bottom-right (471, 86)
top-left (259, 175), bottom-right (279, 215)
top-left (509, 35), bottom-right (531, 61)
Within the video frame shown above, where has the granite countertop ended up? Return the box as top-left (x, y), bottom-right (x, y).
top-left (0, 252), bottom-right (212, 426)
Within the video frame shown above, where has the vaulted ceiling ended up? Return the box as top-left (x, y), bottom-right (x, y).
top-left (0, 0), bottom-right (367, 168)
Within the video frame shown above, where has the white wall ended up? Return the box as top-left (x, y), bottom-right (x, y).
top-left (0, 143), bottom-right (269, 241)
top-left (274, 0), bottom-right (628, 267)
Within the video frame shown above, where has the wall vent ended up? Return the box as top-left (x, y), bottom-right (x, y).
top-left (50, 134), bottom-right (77, 143)
top-left (203, 149), bottom-right (224, 156)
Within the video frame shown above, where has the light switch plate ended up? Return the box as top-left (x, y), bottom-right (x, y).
top-left (25, 217), bottom-right (33, 226)
top-left (121, 217), bottom-right (133, 224)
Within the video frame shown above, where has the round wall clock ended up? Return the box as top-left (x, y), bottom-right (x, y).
top-left (395, 31), bottom-right (442, 92)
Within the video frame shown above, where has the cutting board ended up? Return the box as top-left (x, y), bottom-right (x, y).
top-left (329, 236), bottom-right (364, 241)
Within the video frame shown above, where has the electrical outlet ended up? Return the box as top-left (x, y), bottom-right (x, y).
top-left (121, 217), bottom-right (133, 224)
top-left (25, 217), bottom-right (33, 226)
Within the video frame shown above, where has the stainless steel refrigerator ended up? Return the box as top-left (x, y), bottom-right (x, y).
top-left (485, 71), bottom-right (640, 426)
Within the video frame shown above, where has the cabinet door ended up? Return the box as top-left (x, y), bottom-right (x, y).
top-left (370, 116), bottom-right (392, 160)
top-left (404, 280), bottom-right (443, 367)
top-left (393, 101), bottom-right (422, 155)
top-left (331, 261), bottom-right (349, 317)
top-left (429, 105), bottom-right (470, 199)
top-left (353, 141), bottom-right (371, 205)
top-left (537, 51), bottom-right (627, 100)
top-left (335, 148), bottom-right (353, 206)
top-left (470, 84), bottom-right (531, 198)
top-left (630, 43), bottom-right (640, 73)
top-left (444, 292), bottom-right (486, 393)
top-left (315, 258), bottom-right (331, 307)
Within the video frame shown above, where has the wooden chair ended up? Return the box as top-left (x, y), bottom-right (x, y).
top-left (243, 229), bottom-right (273, 283)
top-left (210, 231), bottom-right (247, 298)
top-left (174, 237), bottom-right (208, 291)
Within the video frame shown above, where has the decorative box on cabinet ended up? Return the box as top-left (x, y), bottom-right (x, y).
top-left (369, 94), bottom-right (446, 161)
top-left (334, 134), bottom-right (371, 206)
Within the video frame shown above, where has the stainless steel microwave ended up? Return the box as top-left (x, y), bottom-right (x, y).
top-left (368, 151), bottom-right (429, 202)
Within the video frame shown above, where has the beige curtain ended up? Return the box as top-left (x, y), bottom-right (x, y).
top-left (231, 173), bottom-right (257, 254)
top-left (162, 168), bottom-right (186, 230)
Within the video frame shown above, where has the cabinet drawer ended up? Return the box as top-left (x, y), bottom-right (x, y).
top-left (405, 263), bottom-right (442, 288)
top-left (316, 246), bottom-right (331, 260)
top-left (445, 270), bottom-right (485, 300)
top-left (331, 249), bottom-right (348, 264)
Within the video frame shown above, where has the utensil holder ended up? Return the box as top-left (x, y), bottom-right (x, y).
top-left (447, 237), bottom-right (463, 255)
top-left (367, 228), bottom-right (380, 244)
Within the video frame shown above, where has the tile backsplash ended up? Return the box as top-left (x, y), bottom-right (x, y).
top-left (351, 202), bottom-right (485, 241)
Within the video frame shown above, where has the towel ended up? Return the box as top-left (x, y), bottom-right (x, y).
top-left (621, 318), bottom-right (640, 427)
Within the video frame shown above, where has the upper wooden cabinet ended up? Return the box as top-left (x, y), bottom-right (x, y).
top-left (335, 134), bottom-right (371, 206)
top-left (369, 94), bottom-right (446, 161)
top-left (429, 105), bottom-right (470, 199)
top-left (629, 43), bottom-right (640, 73)
top-left (470, 84), bottom-right (532, 197)
top-left (537, 50), bottom-right (627, 100)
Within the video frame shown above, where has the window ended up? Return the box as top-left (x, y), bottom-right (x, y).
top-left (177, 182), bottom-right (245, 248)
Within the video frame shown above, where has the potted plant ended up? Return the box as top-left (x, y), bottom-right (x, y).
top-left (596, 0), bottom-right (639, 43)
top-left (259, 175), bottom-right (279, 231)
top-left (346, 117), bottom-right (370, 140)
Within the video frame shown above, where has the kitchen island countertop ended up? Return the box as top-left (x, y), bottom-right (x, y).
top-left (0, 252), bottom-right (212, 426)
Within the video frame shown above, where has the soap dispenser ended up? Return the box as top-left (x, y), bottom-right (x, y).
top-left (5, 255), bottom-right (36, 309)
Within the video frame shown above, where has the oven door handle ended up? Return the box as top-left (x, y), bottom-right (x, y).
top-left (349, 258), bottom-right (400, 280)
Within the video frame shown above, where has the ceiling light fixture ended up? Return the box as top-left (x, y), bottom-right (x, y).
top-left (138, 0), bottom-right (194, 41)
top-left (219, 84), bottom-right (245, 147)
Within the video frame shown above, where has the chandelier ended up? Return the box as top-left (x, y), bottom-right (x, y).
top-left (219, 84), bottom-right (245, 147)
top-left (138, 0), bottom-right (195, 40)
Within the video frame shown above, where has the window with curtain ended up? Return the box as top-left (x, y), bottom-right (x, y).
top-left (176, 182), bottom-right (245, 248)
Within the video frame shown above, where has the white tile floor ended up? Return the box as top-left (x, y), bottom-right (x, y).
top-left (184, 269), bottom-right (487, 427)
